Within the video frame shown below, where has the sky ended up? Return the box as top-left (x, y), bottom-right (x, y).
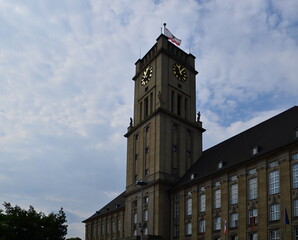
top-left (0, 0), bottom-right (297, 238)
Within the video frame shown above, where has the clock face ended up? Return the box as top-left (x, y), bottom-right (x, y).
top-left (141, 66), bottom-right (153, 85)
top-left (172, 63), bottom-right (187, 82)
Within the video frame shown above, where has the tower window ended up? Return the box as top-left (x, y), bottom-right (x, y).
top-left (140, 102), bottom-right (143, 121)
top-left (144, 97), bottom-right (149, 118)
top-left (171, 91), bottom-right (175, 113)
top-left (177, 94), bottom-right (182, 116)
top-left (173, 145), bottom-right (178, 152)
top-left (145, 147), bottom-right (149, 153)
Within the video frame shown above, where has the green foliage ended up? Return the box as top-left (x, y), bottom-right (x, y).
top-left (0, 202), bottom-right (67, 240)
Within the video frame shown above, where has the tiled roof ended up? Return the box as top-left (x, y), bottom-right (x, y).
top-left (175, 106), bottom-right (298, 188)
top-left (83, 191), bottom-right (125, 223)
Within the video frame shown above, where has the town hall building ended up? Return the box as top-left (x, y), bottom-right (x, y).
top-left (83, 34), bottom-right (298, 240)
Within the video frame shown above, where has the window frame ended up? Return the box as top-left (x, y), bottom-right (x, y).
top-left (230, 213), bottom-right (238, 228)
top-left (248, 208), bottom-right (258, 225)
top-left (199, 194), bottom-right (206, 212)
top-left (293, 163), bottom-right (298, 188)
top-left (186, 198), bottom-right (192, 216)
top-left (213, 217), bottom-right (221, 231)
top-left (248, 177), bottom-right (258, 200)
top-left (214, 189), bottom-right (221, 209)
top-left (185, 222), bottom-right (192, 235)
top-left (269, 204), bottom-right (280, 221)
top-left (230, 183), bottom-right (238, 205)
top-left (269, 170), bottom-right (280, 195)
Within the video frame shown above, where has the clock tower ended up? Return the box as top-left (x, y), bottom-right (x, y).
top-left (124, 34), bottom-right (205, 239)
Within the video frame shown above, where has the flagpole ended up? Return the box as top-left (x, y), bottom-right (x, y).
top-left (163, 23), bottom-right (166, 35)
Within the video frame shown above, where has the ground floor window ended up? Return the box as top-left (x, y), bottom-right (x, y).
top-left (249, 232), bottom-right (257, 240)
top-left (269, 229), bottom-right (280, 240)
top-left (295, 227), bottom-right (298, 240)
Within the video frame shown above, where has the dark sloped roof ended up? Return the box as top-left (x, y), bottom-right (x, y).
top-left (83, 191), bottom-right (125, 223)
top-left (175, 106), bottom-right (298, 188)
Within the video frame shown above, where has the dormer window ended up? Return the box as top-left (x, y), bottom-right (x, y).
top-left (190, 173), bottom-right (196, 180)
top-left (217, 161), bottom-right (223, 169)
top-left (252, 146), bottom-right (260, 155)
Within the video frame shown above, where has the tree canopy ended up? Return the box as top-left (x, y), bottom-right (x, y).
top-left (0, 202), bottom-right (67, 240)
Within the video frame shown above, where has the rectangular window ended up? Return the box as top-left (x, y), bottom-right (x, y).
top-left (144, 209), bottom-right (148, 221)
top-left (140, 102), bottom-right (143, 121)
top-left (268, 161), bottom-right (278, 168)
top-left (269, 230), bottom-right (280, 240)
top-left (133, 213), bottom-right (138, 224)
top-left (173, 225), bottom-right (179, 238)
top-left (186, 198), bottom-right (192, 216)
top-left (295, 228), bottom-right (298, 240)
top-left (174, 201), bottom-right (180, 218)
top-left (177, 94), bottom-right (182, 116)
top-left (269, 204), bottom-right (280, 221)
top-left (248, 208), bottom-right (258, 224)
top-left (117, 218), bottom-right (120, 232)
top-left (144, 227), bottom-right (148, 235)
top-left (230, 184), bottom-right (238, 205)
top-left (294, 200), bottom-right (298, 217)
top-left (185, 222), bottom-right (192, 235)
top-left (171, 91), bottom-right (175, 113)
top-left (269, 170), bottom-right (280, 195)
top-left (150, 92), bottom-right (153, 114)
top-left (249, 233), bottom-right (258, 240)
top-left (199, 220), bottom-right (205, 233)
top-left (230, 175), bottom-right (237, 181)
top-left (144, 97), bottom-right (149, 118)
top-left (248, 168), bottom-right (257, 175)
top-left (292, 153), bottom-right (298, 161)
top-left (184, 98), bottom-right (188, 119)
top-left (230, 213), bottom-right (238, 228)
top-left (214, 189), bottom-right (221, 208)
top-left (214, 217), bottom-right (221, 230)
top-left (199, 194), bottom-right (206, 212)
top-left (248, 177), bottom-right (258, 200)
top-left (293, 164), bottom-right (298, 188)
top-left (111, 218), bottom-right (115, 233)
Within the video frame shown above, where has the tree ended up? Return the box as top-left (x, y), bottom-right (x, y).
top-left (0, 202), bottom-right (67, 240)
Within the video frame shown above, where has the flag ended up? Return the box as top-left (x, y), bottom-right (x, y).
top-left (251, 216), bottom-right (255, 231)
top-left (164, 27), bottom-right (181, 46)
top-left (223, 218), bottom-right (227, 234)
top-left (284, 205), bottom-right (290, 224)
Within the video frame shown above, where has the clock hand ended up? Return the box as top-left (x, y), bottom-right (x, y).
top-left (179, 67), bottom-right (185, 74)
